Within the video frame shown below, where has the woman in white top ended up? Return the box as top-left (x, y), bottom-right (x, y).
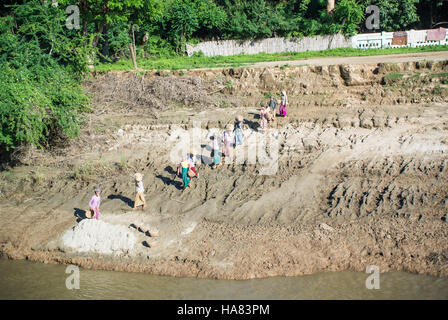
top-left (133, 173), bottom-right (147, 210)
top-left (188, 152), bottom-right (199, 178)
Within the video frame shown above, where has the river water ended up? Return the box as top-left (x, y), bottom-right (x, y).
top-left (0, 259), bottom-right (447, 299)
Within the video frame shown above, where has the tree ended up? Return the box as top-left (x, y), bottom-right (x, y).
top-left (0, 2), bottom-right (89, 152)
top-left (416, 0), bottom-right (448, 28)
top-left (327, 0), bottom-right (335, 13)
top-left (59, 0), bottom-right (144, 47)
top-left (164, 0), bottom-right (199, 50)
top-left (359, 0), bottom-right (419, 31)
top-left (332, 0), bottom-right (363, 35)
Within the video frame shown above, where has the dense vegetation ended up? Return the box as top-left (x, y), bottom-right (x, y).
top-left (0, 0), bottom-right (447, 154)
top-left (0, 1), bottom-right (90, 153)
top-left (54, 0), bottom-right (447, 60)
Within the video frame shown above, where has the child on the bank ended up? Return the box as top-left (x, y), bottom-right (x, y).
top-left (133, 173), bottom-right (147, 211)
top-left (88, 188), bottom-right (101, 219)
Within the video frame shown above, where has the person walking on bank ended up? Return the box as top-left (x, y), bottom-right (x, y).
top-left (223, 124), bottom-right (233, 158)
top-left (88, 188), bottom-right (101, 220)
top-left (268, 96), bottom-right (277, 119)
top-left (188, 150), bottom-right (199, 178)
top-left (212, 135), bottom-right (221, 169)
top-left (259, 104), bottom-right (268, 132)
top-left (234, 115), bottom-right (244, 147)
top-left (180, 156), bottom-right (192, 189)
top-left (133, 173), bottom-right (147, 211)
top-left (279, 90), bottom-right (288, 117)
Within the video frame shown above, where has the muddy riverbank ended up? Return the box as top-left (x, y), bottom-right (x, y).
top-left (1, 55), bottom-right (448, 279)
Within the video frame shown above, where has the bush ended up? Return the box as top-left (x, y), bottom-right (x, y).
top-left (0, 60), bottom-right (90, 151)
top-left (0, 2), bottom-right (90, 153)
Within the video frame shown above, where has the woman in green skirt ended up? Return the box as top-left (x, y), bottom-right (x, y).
top-left (180, 157), bottom-right (191, 189)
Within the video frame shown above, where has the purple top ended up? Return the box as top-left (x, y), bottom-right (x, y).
top-left (89, 195), bottom-right (101, 209)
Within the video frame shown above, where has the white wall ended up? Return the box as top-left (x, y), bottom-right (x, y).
top-left (354, 30), bottom-right (448, 49)
top-left (186, 29), bottom-right (448, 57)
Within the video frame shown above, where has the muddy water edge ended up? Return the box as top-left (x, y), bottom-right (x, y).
top-left (0, 258), bottom-right (447, 299)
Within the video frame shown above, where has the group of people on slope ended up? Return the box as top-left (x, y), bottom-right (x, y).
top-left (175, 114), bottom-right (245, 190)
top-left (85, 90), bottom-right (289, 214)
top-left (260, 89), bottom-right (288, 132)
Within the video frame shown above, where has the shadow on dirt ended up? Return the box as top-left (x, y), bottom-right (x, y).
top-left (107, 194), bottom-right (134, 208)
top-left (74, 208), bottom-right (88, 223)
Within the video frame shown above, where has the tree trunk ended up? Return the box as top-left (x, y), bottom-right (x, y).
top-left (82, 20), bottom-right (88, 37)
top-left (129, 43), bottom-right (138, 69)
top-left (100, 26), bottom-right (109, 63)
top-left (131, 25), bottom-right (137, 61)
top-left (92, 24), bottom-right (105, 48)
top-left (327, 0), bottom-right (335, 13)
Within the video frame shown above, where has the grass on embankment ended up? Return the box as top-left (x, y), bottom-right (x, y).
top-left (94, 45), bottom-right (448, 72)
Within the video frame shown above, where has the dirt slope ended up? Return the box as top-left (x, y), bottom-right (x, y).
top-left (0, 55), bottom-right (447, 279)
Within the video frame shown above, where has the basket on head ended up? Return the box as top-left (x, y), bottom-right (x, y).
top-left (226, 123), bottom-right (233, 130)
top-left (134, 173), bottom-right (143, 181)
top-left (236, 115), bottom-right (243, 123)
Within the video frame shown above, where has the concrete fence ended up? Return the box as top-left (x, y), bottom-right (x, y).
top-left (186, 29), bottom-right (448, 57)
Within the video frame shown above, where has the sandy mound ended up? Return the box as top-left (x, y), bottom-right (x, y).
top-left (61, 219), bottom-right (136, 255)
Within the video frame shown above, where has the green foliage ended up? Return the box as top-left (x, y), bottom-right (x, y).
top-left (383, 72), bottom-right (404, 85)
top-left (164, 0), bottom-right (200, 48)
top-left (0, 59), bottom-right (89, 151)
top-left (0, 1), bottom-right (90, 152)
top-left (156, 0), bottom-right (226, 50)
top-left (359, 0), bottom-right (420, 32)
top-left (60, 0), bottom-right (144, 28)
top-left (105, 21), bottom-right (133, 60)
top-left (2, 1), bottom-right (90, 77)
top-left (88, 0), bottom-right (441, 62)
top-left (332, 0), bottom-right (365, 36)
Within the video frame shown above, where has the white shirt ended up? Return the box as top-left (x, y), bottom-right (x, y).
top-left (188, 155), bottom-right (196, 167)
top-left (136, 181), bottom-right (144, 193)
top-left (223, 131), bottom-right (231, 143)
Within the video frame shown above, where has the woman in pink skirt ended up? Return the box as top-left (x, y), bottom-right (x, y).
top-left (223, 124), bottom-right (233, 158)
top-left (279, 90), bottom-right (288, 117)
top-left (88, 188), bottom-right (101, 219)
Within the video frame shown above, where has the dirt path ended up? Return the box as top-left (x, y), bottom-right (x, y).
top-left (247, 51), bottom-right (448, 69)
top-left (168, 51), bottom-right (448, 72)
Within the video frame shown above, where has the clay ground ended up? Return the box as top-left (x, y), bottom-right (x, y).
top-left (1, 52), bottom-right (448, 279)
